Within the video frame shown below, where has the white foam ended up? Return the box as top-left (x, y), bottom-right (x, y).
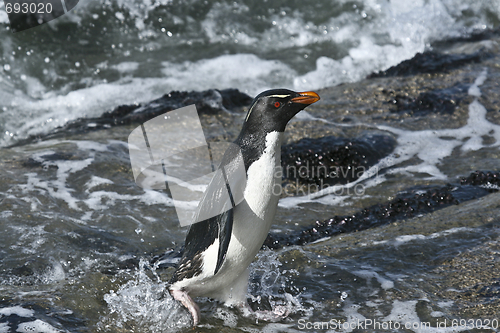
top-left (20, 156), bottom-right (93, 210)
top-left (294, 0), bottom-right (462, 90)
top-left (0, 4), bottom-right (8, 24)
top-left (0, 306), bottom-right (34, 318)
top-left (437, 300), bottom-right (454, 308)
top-left (430, 310), bottom-right (445, 317)
top-left (112, 62), bottom-right (140, 73)
top-left (201, 2), bottom-right (258, 46)
top-left (342, 302), bottom-right (367, 333)
top-left (393, 227), bottom-right (475, 245)
top-left (395, 234), bottom-right (427, 244)
top-left (0, 53), bottom-right (295, 146)
top-left (13, 140), bottom-right (176, 215)
top-left (383, 300), bottom-right (470, 332)
top-left (0, 77), bottom-right (174, 147)
top-left (0, 211), bottom-right (12, 218)
top-left (161, 54), bottom-right (296, 95)
top-left (85, 176), bottom-right (114, 191)
top-left (352, 270), bottom-right (394, 290)
top-left (73, 141), bottom-right (109, 152)
top-left (16, 319), bottom-right (61, 333)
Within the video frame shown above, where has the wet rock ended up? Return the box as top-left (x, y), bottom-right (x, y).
top-left (281, 134), bottom-right (396, 187)
top-left (369, 50), bottom-right (489, 78)
top-left (435, 229), bottom-right (500, 318)
top-left (10, 88), bottom-right (251, 147)
top-left (384, 83), bottom-right (469, 115)
top-left (264, 171), bottom-right (497, 249)
top-left (0, 300), bottom-right (86, 332)
top-left (22, 152), bottom-right (74, 168)
top-left (102, 88), bottom-right (252, 126)
top-left (433, 26), bottom-right (500, 46)
top-left (460, 170), bottom-right (500, 191)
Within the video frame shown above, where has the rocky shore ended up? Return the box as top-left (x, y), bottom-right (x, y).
top-left (1, 27), bottom-right (500, 331)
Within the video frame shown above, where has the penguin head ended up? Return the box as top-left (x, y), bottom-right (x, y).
top-left (243, 89), bottom-right (320, 133)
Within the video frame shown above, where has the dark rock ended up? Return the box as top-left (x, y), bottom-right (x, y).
top-left (369, 50), bottom-right (489, 78)
top-left (102, 88), bottom-right (252, 126)
top-left (22, 152), bottom-right (74, 168)
top-left (385, 83), bottom-right (469, 114)
top-left (472, 280), bottom-right (500, 298)
top-left (10, 88), bottom-right (252, 147)
top-left (460, 170), bottom-right (500, 191)
top-left (433, 27), bottom-right (500, 46)
top-left (263, 171), bottom-right (497, 249)
top-left (281, 134), bottom-right (396, 187)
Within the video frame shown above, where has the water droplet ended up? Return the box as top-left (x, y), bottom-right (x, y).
top-left (3, 64), bottom-right (10, 71)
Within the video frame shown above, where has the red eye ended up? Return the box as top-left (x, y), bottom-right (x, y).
top-left (274, 102), bottom-right (281, 108)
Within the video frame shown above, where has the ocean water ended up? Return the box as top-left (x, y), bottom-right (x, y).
top-left (1, 1), bottom-right (500, 332)
top-left (0, 0), bottom-right (499, 146)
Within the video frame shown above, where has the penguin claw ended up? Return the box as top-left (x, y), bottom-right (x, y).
top-left (169, 289), bottom-right (200, 326)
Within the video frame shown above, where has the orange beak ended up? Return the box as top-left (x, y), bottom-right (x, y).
top-left (291, 91), bottom-right (320, 104)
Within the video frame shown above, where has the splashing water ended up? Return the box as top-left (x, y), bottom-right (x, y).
top-left (100, 259), bottom-right (192, 332)
top-left (248, 249), bottom-right (317, 320)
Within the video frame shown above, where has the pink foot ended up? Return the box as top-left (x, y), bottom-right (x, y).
top-left (169, 289), bottom-right (200, 326)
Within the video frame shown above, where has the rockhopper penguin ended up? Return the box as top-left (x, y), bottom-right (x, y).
top-left (169, 89), bottom-right (320, 325)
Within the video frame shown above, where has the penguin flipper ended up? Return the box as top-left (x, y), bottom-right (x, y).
top-left (215, 207), bottom-right (233, 275)
top-left (170, 209), bottom-right (233, 283)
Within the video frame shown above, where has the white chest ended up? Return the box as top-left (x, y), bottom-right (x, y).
top-left (227, 131), bottom-right (283, 262)
top-left (243, 131), bottom-right (283, 220)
